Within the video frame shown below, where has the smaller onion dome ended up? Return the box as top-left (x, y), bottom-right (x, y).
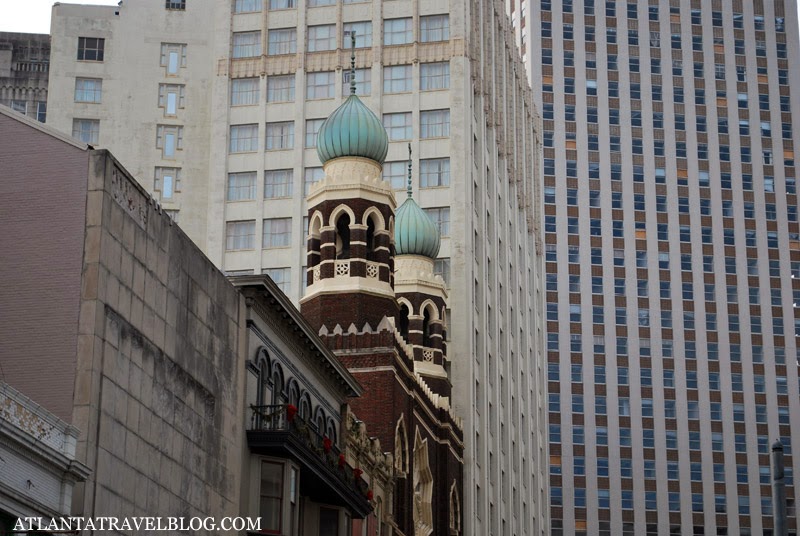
top-left (316, 94), bottom-right (389, 165)
top-left (394, 149), bottom-right (440, 259)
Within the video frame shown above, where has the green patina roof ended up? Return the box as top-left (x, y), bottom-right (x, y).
top-left (316, 94), bottom-right (389, 165)
top-left (394, 196), bottom-right (441, 259)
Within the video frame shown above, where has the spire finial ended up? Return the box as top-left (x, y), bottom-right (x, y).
top-left (407, 143), bottom-right (413, 198)
top-left (349, 31), bottom-right (357, 95)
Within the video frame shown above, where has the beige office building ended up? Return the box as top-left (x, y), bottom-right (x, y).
top-left (47, 0), bottom-right (549, 534)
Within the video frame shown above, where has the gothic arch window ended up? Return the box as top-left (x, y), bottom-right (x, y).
top-left (309, 212), bottom-right (324, 267)
top-left (449, 481), bottom-right (461, 534)
top-left (299, 393), bottom-right (312, 420)
top-left (257, 351), bottom-right (271, 406)
top-left (413, 428), bottom-right (433, 536)
top-left (394, 415), bottom-right (408, 475)
top-left (366, 215), bottom-right (376, 261)
top-left (287, 378), bottom-right (300, 407)
top-left (314, 406), bottom-right (327, 434)
top-left (398, 302), bottom-right (411, 341)
top-left (422, 307), bottom-right (432, 347)
top-left (326, 417), bottom-right (338, 445)
top-left (271, 363), bottom-right (285, 405)
top-left (335, 213), bottom-right (351, 260)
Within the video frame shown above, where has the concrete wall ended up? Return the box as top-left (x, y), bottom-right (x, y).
top-left (0, 111), bottom-right (88, 422)
top-left (71, 149), bottom-right (245, 526)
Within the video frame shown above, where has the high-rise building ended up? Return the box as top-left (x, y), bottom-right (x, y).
top-left (47, 1), bottom-right (549, 534)
top-left (510, 0), bottom-right (800, 534)
top-left (0, 32), bottom-right (49, 122)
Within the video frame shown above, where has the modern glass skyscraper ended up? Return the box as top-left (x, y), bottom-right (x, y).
top-left (511, 0), bottom-right (800, 534)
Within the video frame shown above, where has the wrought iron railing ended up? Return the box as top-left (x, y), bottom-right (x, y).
top-left (249, 405), bottom-right (369, 495)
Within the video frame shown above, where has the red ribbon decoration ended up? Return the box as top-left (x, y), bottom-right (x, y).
top-left (286, 404), bottom-right (298, 421)
top-left (323, 436), bottom-right (332, 452)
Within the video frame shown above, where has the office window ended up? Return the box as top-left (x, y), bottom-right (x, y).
top-left (304, 167), bottom-right (324, 195)
top-left (160, 43), bottom-right (187, 74)
top-left (420, 14), bottom-right (449, 42)
top-left (424, 207), bottom-right (450, 237)
top-left (226, 220), bottom-right (256, 250)
top-left (235, 0), bottom-right (263, 12)
top-left (420, 158), bottom-right (449, 187)
top-left (233, 31), bottom-right (261, 58)
top-left (263, 218), bottom-right (292, 248)
top-left (268, 28), bottom-right (297, 55)
top-left (154, 167), bottom-right (181, 200)
top-left (420, 62), bottom-right (450, 90)
top-left (306, 71), bottom-right (334, 99)
top-left (165, 0), bottom-right (185, 9)
top-left (383, 65), bottom-right (412, 93)
top-left (308, 24), bottom-right (336, 52)
top-left (74, 78), bottom-right (102, 103)
top-left (158, 84), bottom-right (185, 115)
top-left (383, 161), bottom-right (407, 189)
top-left (304, 119), bottom-right (324, 148)
top-left (383, 112), bottom-right (412, 140)
top-left (341, 68), bottom-right (370, 95)
top-left (384, 18), bottom-right (412, 45)
top-left (342, 22), bottom-right (372, 49)
top-left (229, 124), bottom-right (259, 153)
top-left (267, 74), bottom-right (295, 102)
top-left (433, 258), bottom-right (450, 285)
top-left (227, 171), bottom-right (257, 201)
top-left (231, 78), bottom-right (259, 105)
top-left (420, 109), bottom-right (450, 138)
top-left (77, 37), bottom-right (104, 61)
top-left (72, 119), bottom-right (99, 144)
top-left (264, 268), bottom-right (291, 294)
top-left (264, 170), bottom-right (293, 198)
top-left (266, 121), bottom-right (294, 150)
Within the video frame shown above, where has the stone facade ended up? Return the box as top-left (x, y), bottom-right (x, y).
top-left (0, 32), bottom-right (49, 122)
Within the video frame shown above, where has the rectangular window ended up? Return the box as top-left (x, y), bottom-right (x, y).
top-left (229, 124), bottom-right (259, 153)
top-left (231, 78), bottom-right (260, 105)
top-left (306, 71), bottom-right (334, 99)
top-left (77, 37), bottom-right (104, 61)
top-left (269, 0), bottom-right (295, 8)
top-left (382, 162), bottom-right (407, 189)
top-left (383, 65), bottom-right (412, 93)
top-left (305, 119), bottom-right (324, 148)
top-left (263, 218), bottom-right (292, 248)
top-left (154, 167), bottom-right (181, 200)
top-left (308, 24), bottom-right (336, 52)
top-left (423, 207), bottom-right (450, 237)
top-left (158, 84), bottom-right (185, 116)
top-left (72, 119), bottom-right (100, 144)
top-left (233, 31), bottom-right (261, 58)
top-left (267, 74), bottom-right (295, 102)
top-left (343, 22), bottom-right (373, 48)
top-left (226, 220), bottom-right (256, 250)
top-left (165, 0), bottom-right (185, 9)
top-left (234, 0), bottom-right (263, 12)
top-left (259, 460), bottom-right (283, 532)
top-left (304, 167), bottom-right (324, 195)
top-left (384, 18), bottom-right (412, 45)
top-left (420, 158), bottom-right (450, 187)
top-left (264, 169), bottom-right (293, 198)
top-left (420, 62), bottom-right (450, 90)
top-left (268, 28), bottom-right (297, 55)
top-left (227, 171), bottom-right (257, 201)
top-left (74, 78), bottom-right (102, 103)
top-left (383, 112), bottom-right (412, 140)
top-left (341, 68), bottom-right (371, 96)
top-left (433, 258), bottom-right (450, 285)
top-left (155, 125), bottom-right (183, 157)
top-left (266, 121), bottom-right (294, 150)
top-left (420, 109), bottom-right (450, 138)
top-left (264, 268), bottom-right (291, 293)
top-left (420, 14), bottom-right (449, 42)
top-left (160, 43), bottom-right (187, 74)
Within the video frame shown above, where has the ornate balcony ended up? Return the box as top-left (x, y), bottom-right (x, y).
top-left (247, 405), bottom-right (372, 518)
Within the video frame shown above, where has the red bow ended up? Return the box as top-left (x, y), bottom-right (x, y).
top-left (286, 404), bottom-right (298, 421)
top-left (323, 436), bottom-right (332, 452)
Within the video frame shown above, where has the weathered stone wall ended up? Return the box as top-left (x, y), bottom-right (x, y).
top-left (71, 150), bottom-right (245, 530)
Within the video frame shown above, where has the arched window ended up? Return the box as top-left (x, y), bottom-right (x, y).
top-left (287, 379), bottom-right (300, 407)
top-left (335, 213), bottom-right (351, 259)
top-left (398, 304), bottom-right (410, 341)
top-left (449, 481), bottom-right (461, 533)
top-left (422, 307), bottom-right (432, 347)
top-left (314, 407), bottom-right (327, 434)
top-left (394, 416), bottom-right (408, 474)
top-left (366, 215), bottom-right (376, 261)
top-left (271, 364), bottom-right (284, 405)
top-left (413, 429), bottom-right (433, 535)
top-left (326, 418), bottom-right (337, 446)
top-left (258, 358), bottom-right (270, 406)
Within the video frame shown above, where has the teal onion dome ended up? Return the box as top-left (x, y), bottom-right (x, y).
top-left (316, 94), bottom-right (389, 165)
top-left (394, 197), bottom-right (441, 259)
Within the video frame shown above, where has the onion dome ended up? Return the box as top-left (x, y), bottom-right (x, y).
top-left (316, 32), bottom-right (388, 165)
top-left (316, 94), bottom-right (389, 165)
top-left (394, 148), bottom-right (441, 258)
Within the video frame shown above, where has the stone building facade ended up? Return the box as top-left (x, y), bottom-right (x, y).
top-left (0, 105), bottom-right (392, 534)
top-left (0, 32), bottom-right (49, 122)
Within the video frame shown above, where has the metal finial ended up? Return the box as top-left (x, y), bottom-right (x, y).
top-left (350, 32), bottom-right (357, 95)
top-left (407, 143), bottom-right (413, 198)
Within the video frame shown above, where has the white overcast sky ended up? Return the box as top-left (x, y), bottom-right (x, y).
top-left (0, 0), bottom-right (798, 38)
